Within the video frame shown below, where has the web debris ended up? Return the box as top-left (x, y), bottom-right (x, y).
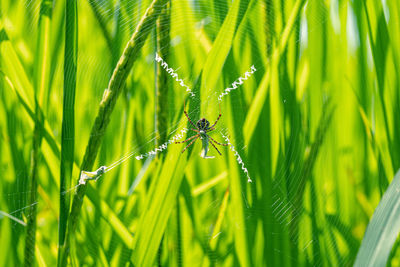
top-left (155, 53), bottom-right (195, 97)
top-left (78, 127), bottom-right (188, 186)
top-left (221, 132), bottom-right (252, 183)
top-left (135, 128), bottom-right (188, 160)
top-left (79, 166), bottom-right (107, 185)
top-left (215, 65), bottom-right (256, 183)
top-left (218, 65), bottom-right (256, 101)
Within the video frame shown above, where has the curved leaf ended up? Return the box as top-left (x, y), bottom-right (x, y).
top-left (355, 169), bottom-right (400, 266)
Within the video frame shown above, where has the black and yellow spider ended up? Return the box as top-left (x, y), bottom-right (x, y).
top-left (176, 102), bottom-right (228, 158)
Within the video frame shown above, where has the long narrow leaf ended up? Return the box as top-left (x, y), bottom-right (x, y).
top-left (355, 169), bottom-right (400, 266)
top-left (58, 0), bottom-right (78, 264)
top-left (58, 0), bottom-right (169, 265)
top-left (24, 0), bottom-right (53, 265)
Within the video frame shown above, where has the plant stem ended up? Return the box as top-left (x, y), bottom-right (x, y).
top-left (24, 0), bottom-right (53, 265)
top-left (57, 0), bottom-right (169, 265)
top-left (156, 0), bottom-right (171, 145)
top-left (155, 3), bottom-right (171, 264)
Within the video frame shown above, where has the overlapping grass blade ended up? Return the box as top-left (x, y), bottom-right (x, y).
top-left (227, 146), bottom-right (252, 267)
top-left (1, 0), bottom-right (400, 265)
top-left (355, 169), bottom-right (400, 266)
top-left (85, 186), bottom-right (133, 247)
top-left (155, 2), bottom-right (171, 264)
top-left (58, 0), bottom-right (169, 264)
top-left (0, 92), bottom-right (28, 265)
top-left (57, 0), bottom-right (77, 265)
top-left (1, 71), bottom-right (133, 259)
top-left (0, 28), bottom-right (34, 110)
top-left (156, 0), bottom-right (171, 145)
top-left (88, 0), bottom-right (113, 53)
top-left (201, 0), bottom-right (250, 100)
top-left (24, 0), bottom-right (53, 263)
top-left (243, 0), bottom-right (306, 145)
top-left (132, 145), bottom-right (187, 266)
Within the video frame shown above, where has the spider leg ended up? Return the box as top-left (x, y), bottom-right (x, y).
top-left (205, 127), bottom-right (215, 132)
top-left (191, 128), bottom-right (200, 133)
top-left (208, 137), bottom-right (222, 155)
top-left (208, 102), bottom-right (222, 129)
top-left (209, 136), bottom-right (229, 146)
top-left (184, 100), bottom-right (197, 128)
top-left (181, 136), bottom-right (199, 153)
top-left (175, 134), bottom-right (200, 144)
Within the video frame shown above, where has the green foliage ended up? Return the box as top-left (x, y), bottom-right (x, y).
top-left (355, 169), bottom-right (400, 266)
top-left (58, 0), bottom-right (76, 265)
top-left (0, 0), bottom-right (399, 266)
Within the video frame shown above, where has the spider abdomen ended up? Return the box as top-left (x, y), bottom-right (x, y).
top-left (197, 118), bottom-right (210, 130)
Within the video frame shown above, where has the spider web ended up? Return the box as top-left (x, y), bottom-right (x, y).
top-left (0, 0), bottom-right (366, 266)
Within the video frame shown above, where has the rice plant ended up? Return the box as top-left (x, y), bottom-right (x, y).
top-left (0, 0), bottom-right (399, 266)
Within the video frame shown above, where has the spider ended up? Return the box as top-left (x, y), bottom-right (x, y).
top-left (176, 102), bottom-right (228, 158)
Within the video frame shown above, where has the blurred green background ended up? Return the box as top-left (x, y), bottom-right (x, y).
top-left (0, 0), bottom-right (399, 266)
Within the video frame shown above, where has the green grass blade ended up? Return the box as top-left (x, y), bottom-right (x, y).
top-left (1, 71), bottom-right (132, 260)
top-left (87, 0), bottom-right (113, 53)
top-left (209, 187), bottom-right (229, 250)
top-left (24, 0), bottom-right (53, 263)
top-left (85, 185), bottom-right (134, 247)
top-left (228, 150), bottom-right (252, 267)
top-left (192, 171), bottom-right (227, 196)
top-left (0, 27), bottom-right (61, 163)
top-left (156, 0), bottom-right (171, 145)
top-left (1, 0), bottom-right (400, 265)
top-left (132, 145), bottom-right (187, 266)
top-left (58, 0), bottom-right (169, 265)
top-left (1, 71), bottom-right (61, 162)
top-left (201, 0), bottom-right (250, 100)
top-left (0, 28), bottom-right (34, 110)
top-left (0, 89), bottom-right (28, 266)
top-left (325, 214), bottom-right (360, 256)
top-left (243, 0), bottom-right (306, 145)
top-left (155, 2), bottom-right (171, 264)
top-left (363, 2), bottom-right (393, 173)
top-left (355, 169), bottom-right (400, 266)
top-left (24, 107), bottom-right (42, 267)
top-left (57, 0), bottom-right (77, 265)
